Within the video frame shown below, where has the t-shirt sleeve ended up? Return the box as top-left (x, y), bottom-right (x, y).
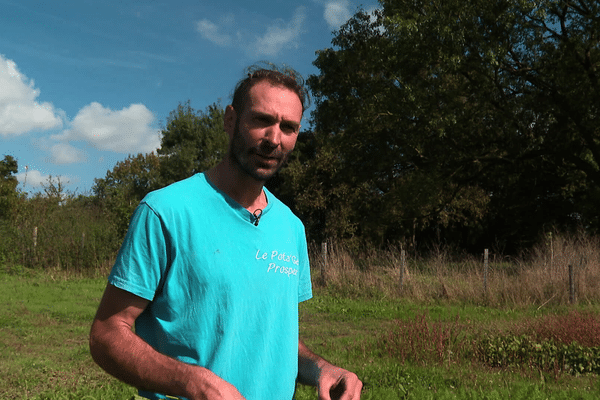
top-left (108, 202), bottom-right (168, 301)
top-left (297, 226), bottom-right (313, 303)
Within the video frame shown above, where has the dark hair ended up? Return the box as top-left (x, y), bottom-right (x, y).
top-left (231, 62), bottom-right (310, 115)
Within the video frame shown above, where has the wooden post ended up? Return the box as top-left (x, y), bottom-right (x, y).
top-left (321, 242), bottom-right (328, 286)
top-left (483, 249), bottom-right (489, 294)
top-left (399, 249), bottom-right (406, 292)
top-left (81, 232), bottom-right (85, 250)
top-left (569, 264), bottom-right (575, 304)
top-left (33, 226), bottom-right (38, 249)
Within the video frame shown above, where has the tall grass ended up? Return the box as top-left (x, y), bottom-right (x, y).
top-left (310, 233), bottom-right (600, 307)
top-left (4, 186), bottom-right (600, 310)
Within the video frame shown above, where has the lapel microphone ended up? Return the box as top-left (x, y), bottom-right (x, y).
top-left (253, 209), bottom-right (263, 226)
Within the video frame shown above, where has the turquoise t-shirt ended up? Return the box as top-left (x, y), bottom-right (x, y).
top-left (108, 173), bottom-right (313, 400)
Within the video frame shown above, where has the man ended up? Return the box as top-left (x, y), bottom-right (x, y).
top-left (89, 64), bottom-right (363, 400)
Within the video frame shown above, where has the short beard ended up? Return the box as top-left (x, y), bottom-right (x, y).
top-left (229, 121), bottom-right (290, 182)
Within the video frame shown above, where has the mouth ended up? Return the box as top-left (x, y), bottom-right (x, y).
top-left (254, 154), bottom-right (280, 167)
top-left (252, 150), bottom-right (281, 164)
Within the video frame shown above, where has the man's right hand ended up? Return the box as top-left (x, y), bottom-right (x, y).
top-left (90, 284), bottom-right (246, 400)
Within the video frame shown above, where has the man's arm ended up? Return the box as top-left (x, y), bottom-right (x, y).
top-left (89, 284), bottom-right (245, 400)
top-left (297, 339), bottom-right (362, 400)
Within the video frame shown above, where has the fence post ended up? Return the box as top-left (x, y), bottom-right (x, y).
top-left (569, 264), bottom-right (575, 304)
top-left (33, 226), bottom-right (38, 249)
top-left (399, 249), bottom-right (406, 292)
top-left (483, 249), bottom-right (489, 294)
top-left (321, 241), bottom-right (328, 286)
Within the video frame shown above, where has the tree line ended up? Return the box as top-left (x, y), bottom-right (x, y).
top-left (292, 0), bottom-right (599, 254)
top-left (1, 0), bottom-right (599, 259)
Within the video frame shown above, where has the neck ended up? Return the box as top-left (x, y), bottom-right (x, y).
top-left (205, 159), bottom-right (268, 212)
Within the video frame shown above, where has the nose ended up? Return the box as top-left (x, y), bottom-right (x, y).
top-left (264, 124), bottom-right (282, 148)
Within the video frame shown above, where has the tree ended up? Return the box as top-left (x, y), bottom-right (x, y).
top-left (157, 101), bottom-right (228, 186)
top-left (93, 152), bottom-right (161, 236)
top-left (93, 101), bottom-right (229, 236)
top-left (304, 0), bottom-right (599, 252)
top-left (0, 155), bottom-right (19, 220)
top-left (304, 7), bottom-right (492, 248)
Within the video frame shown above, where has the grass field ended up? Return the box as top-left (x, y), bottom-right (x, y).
top-left (2, 266), bottom-right (600, 400)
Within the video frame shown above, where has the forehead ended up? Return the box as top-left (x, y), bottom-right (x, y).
top-left (245, 81), bottom-right (303, 122)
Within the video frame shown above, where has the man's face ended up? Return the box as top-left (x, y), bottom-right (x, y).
top-left (226, 80), bottom-right (303, 182)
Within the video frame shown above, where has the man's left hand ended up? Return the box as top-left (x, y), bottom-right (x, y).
top-left (317, 364), bottom-right (362, 400)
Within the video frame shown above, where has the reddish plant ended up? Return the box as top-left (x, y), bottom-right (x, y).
top-left (522, 311), bottom-right (600, 347)
top-left (380, 312), bottom-right (466, 365)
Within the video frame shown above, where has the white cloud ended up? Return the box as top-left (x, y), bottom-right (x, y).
top-left (324, 0), bottom-right (352, 30)
top-left (16, 169), bottom-right (74, 196)
top-left (196, 15), bottom-right (234, 47)
top-left (197, 7), bottom-right (307, 57)
top-left (54, 102), bottom-right (160, 154)
top-left (252, 6), bottom-right (306, 57)
top-left (48, 142), bottom-right (87, 165)
top-left (16, 169), bottom-right (52, 187)
top-left (0, 54), bottom-right (63, 136)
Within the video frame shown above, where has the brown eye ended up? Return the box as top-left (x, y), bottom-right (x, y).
top-left (254, 114), bottom-right (274, 126)
top-left (281, 124), bottom-right (297, 134)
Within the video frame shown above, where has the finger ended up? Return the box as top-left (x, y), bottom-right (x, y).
top-left (318, 384), bottom-right (332, 400)
top-left (352, 379), bottom-right (364, 399)
top-left (329, 379), bottom-right (346, 400)
top-left (338, 376), bottom-right (363, 400)
top-left (318, 377), bottom-right (340, 400)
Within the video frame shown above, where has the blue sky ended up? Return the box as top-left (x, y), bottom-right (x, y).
top-left (1, 0), bottom-right (379, 195)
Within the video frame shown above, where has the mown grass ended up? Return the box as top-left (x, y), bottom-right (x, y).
top-left (2, 255), bottom-right (600, 399)
top-left (295, 294), bottom-right (600, 399)
top-left (0, 269), bottom-right (134, 400)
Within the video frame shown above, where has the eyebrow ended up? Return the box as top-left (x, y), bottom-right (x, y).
top-left (251, 110), bottom-right (301, 132)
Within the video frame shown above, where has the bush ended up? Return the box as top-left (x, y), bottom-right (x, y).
top-left (0, 193), bottom-right (122, 273)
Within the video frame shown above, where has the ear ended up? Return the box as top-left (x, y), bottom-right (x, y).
top-left (224, 105), bottom-right (237, 140)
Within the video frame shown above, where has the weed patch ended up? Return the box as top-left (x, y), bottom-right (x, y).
top-left (476, 334), bottom-right (600, 376)
top-left (380, 312), bottom-right (468, 366)
top-left (521, 311), bottom-right (600, 347)
top-left (474, 310), bottom-right (600, 376)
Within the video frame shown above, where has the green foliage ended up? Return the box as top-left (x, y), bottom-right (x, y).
top-left (279, 130), bottom-right (365, 245)
top-left (303, 0), bottom-right (600, 252)
top-left (477, 334), bottom-right (600, 375)
top-left (0, 180), bottom-right (121, 272)
top-left (157, 101), bottom-right (227, 186)
top-left (92, 101), bottom-right (227, 237)
top-left (0, 154), bottom-right (20, 220)
top-left (1, 101), bottom-right (228, 272)
top-left (93, 152), bottom-right (161, 236)
top-left (0, 154), bottom-right (17, 180)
